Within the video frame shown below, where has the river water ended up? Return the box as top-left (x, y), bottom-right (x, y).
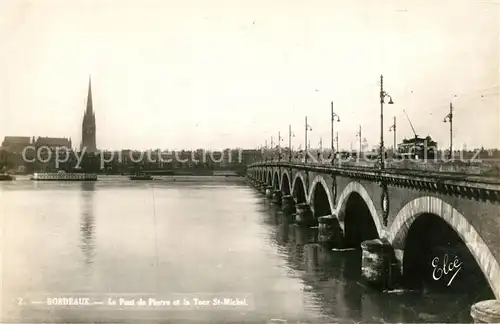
top-left (0, 176), bottom-right (484, 323)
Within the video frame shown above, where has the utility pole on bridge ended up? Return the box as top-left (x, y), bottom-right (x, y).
top-left (288, 125), bottom-right (294, 162)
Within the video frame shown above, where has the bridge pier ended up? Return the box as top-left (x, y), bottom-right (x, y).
top-left (265, 186), bottom-right (273, 199)
top-left (360, 239), bottom-right (398, 290)
top-left (251, 179), bottom-right (260, 188)
top-left (317, 215), bottom-right (343, 248)
top-left (281, 195), bottom-right (295, 214)
top-left (471, 300), bottom-right (500, 323)
top-left (293, 224), bottom-right (317, 245)
top-left (295, 203), bottom-right (315, 226)
top-left (272, 190), bottom-right (282, 205)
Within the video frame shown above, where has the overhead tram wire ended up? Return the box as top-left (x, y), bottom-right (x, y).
top-left (422, 85), bottom-right (498, 110)
top-left (399, 86), bottom-right (499, 119)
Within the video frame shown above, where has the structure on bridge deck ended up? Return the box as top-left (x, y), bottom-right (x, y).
top-left (246, 160), bottom-right (500, 321)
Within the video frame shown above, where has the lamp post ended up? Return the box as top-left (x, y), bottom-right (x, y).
top-left (331, 101), bottom-right (340, 165)
top-left (278, 131), bottom-right (283, 162)
top-left (389, 116), bottom-right (396, 151)
top-left (305, 116), bottom-right (312, 163)
top-left (270, 136), bottom-right (274, 161)
top-left (356, 125), bottom-right (362, 155)
top-left (335, 132), bottom-right (339, 153)
top-left (379, 75), bottom-right (394, 169)
top-left (288, 125), bottom-right (295, 162)
top-left (443, 102), bottom-right (453, 159)
top-left (265, 140), bottom-right (268, 161)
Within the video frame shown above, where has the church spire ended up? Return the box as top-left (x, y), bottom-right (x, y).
top-left (81, 75), bottom-right (97, 153)
top-left (86, 75), bottom-right (93, 114)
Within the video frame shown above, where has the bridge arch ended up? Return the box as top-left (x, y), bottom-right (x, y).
top-left (336, 181), bottom-right (383, 247)
top-left (291, 172), bottom-right (307, 203)
top-left (280, 170), bottom-right (291, 195)
top-left (308, 176), bottom-right (334, 217)
top-left (266, 170), bottom-right (272, 185)
top-left (388, 196), bottom-right (500, 299)
top-left (272, 171), bottom-right (280, 190)
top-left (336, 181), bottom-right (382, 236)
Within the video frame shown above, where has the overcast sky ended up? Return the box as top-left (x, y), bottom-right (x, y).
top-left (0, 0), bottom-right (498, 151)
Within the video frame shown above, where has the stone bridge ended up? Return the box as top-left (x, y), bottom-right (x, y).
top-left (246, 161), bottom-right (500, 306)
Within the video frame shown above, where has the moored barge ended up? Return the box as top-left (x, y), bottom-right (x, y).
top-left (129, 173), bottom-right (153, 180)
top-left (31, 171), bottom-right (97, 181)
top-left (0, 173), bottom-right (15, 181)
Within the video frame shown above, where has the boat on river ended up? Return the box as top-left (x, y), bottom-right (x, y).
top-left (31, 170), bottom-right (97, 181)
top-left (0, 173), bottom-right (15, 181)
top-left (129, 173), bottom-right (153, 180)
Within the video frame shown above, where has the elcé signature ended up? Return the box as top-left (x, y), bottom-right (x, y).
top-left (431, 254), bottom-right (463, 286)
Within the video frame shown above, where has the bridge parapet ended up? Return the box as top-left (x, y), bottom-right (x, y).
top-left (249, 161), bottom-right (500, 204)
top-left (255, 158), bottom-right (500, 177)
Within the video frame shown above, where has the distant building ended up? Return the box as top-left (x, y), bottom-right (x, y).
top-left (81, 77), bottom-right (97, 153)
top-left (1, 136), bottom-right (32, 153)
top-left (241, 149), bottom-right (261, 164)
top-left (33, 136), bottom-right (72, 150)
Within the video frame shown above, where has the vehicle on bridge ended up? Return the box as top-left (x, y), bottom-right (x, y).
top-left (397, 135), bottom-right (438, 160)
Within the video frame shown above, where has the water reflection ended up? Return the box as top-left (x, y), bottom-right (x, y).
top-left (79, 182), bottom-right (95, 270)
top-left (260, 203), bottom-right (281, 226)
top-left (273, 214), bottom-right (367, 322)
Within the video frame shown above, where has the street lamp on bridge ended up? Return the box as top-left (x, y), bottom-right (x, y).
top-left (277, 131), bottom-right (283, 162)
top-left (335, 132), bottom-right (339, 153)
top-left (389, 116), bottom-right (396, 151)
top-left (331, 101), bottom-right (340, 165)
top-left (264, 140), bottom-right (268, 161)
top-left (443, 102), bottom-right (453, 159)
top-left (304, 116), bottom-right (312, 163)
top-left (288, 125), bottom-right (295, 162)
top-left (379, 75), bottom-right (394, 170)
top-left (356, 125), bottom-right (362, 155)
top-left (270, 136), bottom-right (274, 161)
